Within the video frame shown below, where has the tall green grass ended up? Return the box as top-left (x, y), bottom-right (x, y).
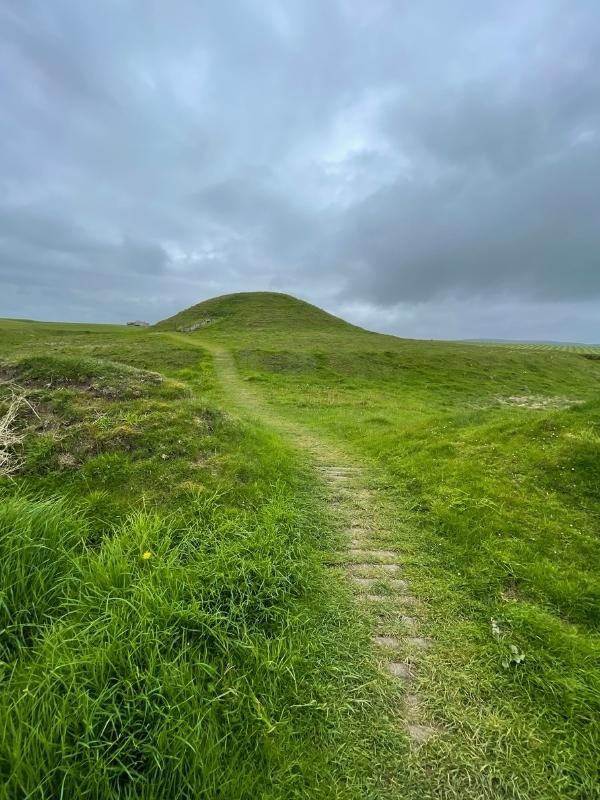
top-left (0, 489), bottom-right (367, 798)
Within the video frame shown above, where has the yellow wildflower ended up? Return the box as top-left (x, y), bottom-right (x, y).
top-left (142, 551), bottom-right (152, 560)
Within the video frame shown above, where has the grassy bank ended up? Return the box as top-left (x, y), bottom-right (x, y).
top-left (0, 320), bottom-right (393, 799)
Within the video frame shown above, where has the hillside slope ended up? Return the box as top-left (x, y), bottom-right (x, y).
top-left (155, 293), bottom-right (600, 402)
top-left (0, 318), bottom-right (379, 799)
top-left (153, 291), bottom-right (361, 335)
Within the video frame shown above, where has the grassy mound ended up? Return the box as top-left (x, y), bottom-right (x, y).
top-left (3, 354), bottom-right (165, 396)
top-left (152, 291), bottom-right (358, 335)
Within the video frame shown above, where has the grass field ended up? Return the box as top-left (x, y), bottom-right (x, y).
top-left (1, 295), bottom-right (599, 799)
top-left (465, 339), bottom-right (600, 355)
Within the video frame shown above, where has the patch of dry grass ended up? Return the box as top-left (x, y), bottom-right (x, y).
top-left (0, 387), bottom-right (36, 475)
top-left (496, 394), bottom-right (585, 409)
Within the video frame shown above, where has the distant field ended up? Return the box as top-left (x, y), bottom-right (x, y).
top-left (0, 318), bottom-right (136, 332)
top-left (1, 296), bottom-right (599, 799)
top-left (465, 338), bottom-right (600, 354)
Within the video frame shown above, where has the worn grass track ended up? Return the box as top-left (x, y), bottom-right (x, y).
top-left (168, 333), bottom-right (438, 747)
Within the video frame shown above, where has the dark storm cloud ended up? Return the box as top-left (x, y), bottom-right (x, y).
top-left (0, 0), bottom-right (599, 339)
top-left (338, 136), bottom-right (600, 304)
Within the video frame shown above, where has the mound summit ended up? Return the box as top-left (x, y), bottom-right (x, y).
top-left (153, 292), bottom-right (359, 334)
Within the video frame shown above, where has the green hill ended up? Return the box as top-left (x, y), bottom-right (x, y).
top-left (153, 291), bottom-right (359, 334)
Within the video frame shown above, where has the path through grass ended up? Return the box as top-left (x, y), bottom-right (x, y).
top-left (161, 293), bottom-right (600, 799)
top-left (170, 334), bottom-right (438, 748)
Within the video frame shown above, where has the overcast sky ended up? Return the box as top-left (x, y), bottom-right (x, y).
top-left (1, 1), bottom-right (599, 341)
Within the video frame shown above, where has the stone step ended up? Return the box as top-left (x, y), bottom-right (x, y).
top-left (346, 548), bottom-right (400, 560)
top-left (387, 661), bottom-right (413, 679)
top-left (371, 635), bottom-right (401, 648)
top-left (349, 562), bottom-right (401, 573)
top-left (352, 576), bottom-right (408, 589)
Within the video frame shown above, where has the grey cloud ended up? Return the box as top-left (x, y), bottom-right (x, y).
top-left (0, 0), bottom-right (599, 339)
top-left (193, 176), bottom-right (320, 258)
top-left (336, 136), bottom-right (600, 305)
top-left (0, 208), bottom-right (169, 294)
top-left (382, 20), bottom-right (600, 174)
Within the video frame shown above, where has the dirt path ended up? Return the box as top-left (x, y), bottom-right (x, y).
top-left (171, 335), bottom-right (436, 745)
